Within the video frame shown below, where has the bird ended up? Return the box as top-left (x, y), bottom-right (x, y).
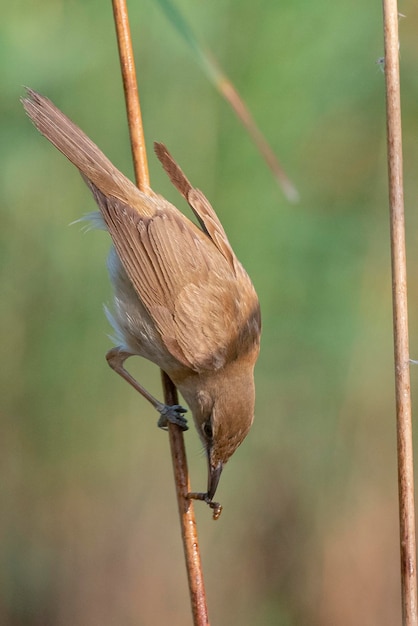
top-left (22, 88), bottom-right (261, 517)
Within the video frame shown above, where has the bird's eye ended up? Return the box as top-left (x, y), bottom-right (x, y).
top-left (203, 421), bottom-right (213, 439)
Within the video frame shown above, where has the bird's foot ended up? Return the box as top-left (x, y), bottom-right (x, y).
top-left (187, 491), bottom-right (223, 521)
top-left (157, 404), bottom-right (188, 431)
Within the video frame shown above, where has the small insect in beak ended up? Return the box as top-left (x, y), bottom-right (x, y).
top-left (187, 461), bottom-right (223, 520)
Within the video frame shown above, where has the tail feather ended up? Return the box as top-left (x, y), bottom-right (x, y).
top-left (154, 142), bottom-right (192, 200)
top-left (22, 88), bottom-right (144, 209)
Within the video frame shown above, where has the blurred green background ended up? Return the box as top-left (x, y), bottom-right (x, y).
top-left (2, 1), bottom-right (418, 624)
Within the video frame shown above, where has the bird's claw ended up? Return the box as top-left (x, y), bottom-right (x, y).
top-left (157, 404), bottom-right (188, 431)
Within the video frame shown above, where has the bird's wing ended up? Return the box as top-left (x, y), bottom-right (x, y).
top-left (88, 182), bottom-right (258, 372)
top-left (21, 91), bottom-right (260, 371)
top-left (154, 142), bottom-right (236, 272)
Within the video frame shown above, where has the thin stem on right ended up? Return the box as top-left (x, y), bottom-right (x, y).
top-left (382, 2), bottom-right (417, 624)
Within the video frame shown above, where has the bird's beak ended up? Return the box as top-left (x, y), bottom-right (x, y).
top-left (207, 461), bottom-right (223, 501)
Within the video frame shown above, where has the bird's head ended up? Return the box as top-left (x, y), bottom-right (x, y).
top-left (180, 359), bottom-right (256, 513)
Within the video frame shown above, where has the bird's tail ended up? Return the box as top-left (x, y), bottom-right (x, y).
top-left (22, 88), bottom-right (143, 208)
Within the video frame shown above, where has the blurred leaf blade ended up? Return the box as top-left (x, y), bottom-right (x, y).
top-left (155, 0), bottom-right (299, 202)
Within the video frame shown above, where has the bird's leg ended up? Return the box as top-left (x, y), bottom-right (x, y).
top-left (106, 347), bottom-right (188, 430)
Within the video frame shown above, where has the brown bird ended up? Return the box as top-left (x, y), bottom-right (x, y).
top-left (22, 88), bottom-right (261, 516)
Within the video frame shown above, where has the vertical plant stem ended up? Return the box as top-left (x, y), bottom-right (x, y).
top-left (382, 2), bottom-right (418, 624)
top-left (112, 2), bottom-right (210, 624)
top-left (112, 0), bottom-right (150, 194)
top-left (162, 372), bottom-right (210, 624)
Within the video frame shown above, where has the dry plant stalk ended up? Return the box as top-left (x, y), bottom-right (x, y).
top-left (111, 1), bottom-right (209, 623)
top-left (382, 1), bottom-right (418, 624)
top-left (112, 0), bottom-right (150, 194)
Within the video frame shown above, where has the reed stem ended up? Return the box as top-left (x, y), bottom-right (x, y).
top-left (112, 2), bottom-right (210, 623)
top-left (382, 2), bottom-right (417, 623)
